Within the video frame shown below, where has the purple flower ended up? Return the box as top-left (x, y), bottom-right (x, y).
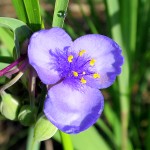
top-left (28, 28), bottom-right (123, 134)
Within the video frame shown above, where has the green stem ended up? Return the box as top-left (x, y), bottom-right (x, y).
top-left (60, 131), bottom-right (74, 150)
top-left (26, 127), bottom-right (40, 150)
top-left (52, 0), bottom-right (69, 27)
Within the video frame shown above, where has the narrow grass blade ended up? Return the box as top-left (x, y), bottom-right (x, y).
top-left (77, 0), bottom-right (98, 34)
top-left (64, 24), bottom-right (78, 39)
top-left (52, 0), bottom-right (69, 27)
top-left (96, 119), bottom-right (117, 148)
top-left (12, 0), bottom-right (29, 23)
top-left (129, 0), bottom-right (138, 54)
top-left (146, 105), bottom-right (150, 149)
top-left (136, 0), bottom-right (150, 58)
top-left (87, 0), bottom-right (101, 32)
top-left (104, 0), bottom-right (131, 150)
top-left (104, 102), bottom-right (121, 148)
top-left (23, 0), bottom-right (42, 31)
top-left (120, 0), bottom-right (138, 55)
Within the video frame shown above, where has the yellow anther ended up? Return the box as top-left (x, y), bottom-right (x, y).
top-left (80, 77), bottom-right (87, 84)
top-left (68, 55), bottom-right (73, 62)
top-left (90, 59), bottom-right (96, 66)
top-left (82, 71), bottom-right (86, 75)
top-left (73, 71), bottom-right (78, 77)
top-left (79, 50), bottom-right (86, 56)
top-left (93, 73), bottom-right (100, 79)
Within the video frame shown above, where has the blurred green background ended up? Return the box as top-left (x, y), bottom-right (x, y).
top-left (0, 0), bottom-right (150, 150)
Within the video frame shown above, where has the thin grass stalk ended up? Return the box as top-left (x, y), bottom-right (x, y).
top-left (77, 0), bottom-right (98, 34)
top-left (12, 0), bottom-right (29, 23)
top-left (52, 0), bottom-right (69, 28)
top-left (104, 0), bottom-right (131, 150)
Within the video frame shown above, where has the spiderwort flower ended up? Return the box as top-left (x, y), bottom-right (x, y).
top-left (28, 28), bottom-right (123, 134)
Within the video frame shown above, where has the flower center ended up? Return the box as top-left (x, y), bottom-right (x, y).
top-left (49, 48), bottom-right (100, 85)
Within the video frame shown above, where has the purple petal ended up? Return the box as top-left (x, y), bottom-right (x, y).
top-left (28, 28), bottom-right (72, 84)
top-left (44, 82), bottom-right (104, 134)
top-left (70, 34), bottom-right (123, 88)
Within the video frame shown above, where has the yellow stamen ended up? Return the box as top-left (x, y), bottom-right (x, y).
top-left (93, 73), bottom-right (100, 79)
top-left (68, 55), bottom-right (73, 62)
top-left (79, 50), bottom-right (86, 56)
top-left (80, 77), bottom-right (87, 84)
top-left (90, 59), bottom-right (96, 66)
top-left (73, 71), bottom-right (78, 77)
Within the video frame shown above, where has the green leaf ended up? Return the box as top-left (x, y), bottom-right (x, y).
top-left (0, 17), bottom-right (32, 58)
top-left (23, 0), bottom-right (42, 31)
top-left (0, 28), bottom-right (14, 56)
top-left (71, 127), bottom-right (111, 150)
top-left (54, 126), bottom-right (111, 150)
top-left (34, 115), bottom-right (58, 141)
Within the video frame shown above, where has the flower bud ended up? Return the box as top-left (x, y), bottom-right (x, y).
top-left (33, 115), bottom-right (58, 141)
top-left (18, 105), bottom-right (37, 126)
top-left (0, 91), bottom-right (20, 120)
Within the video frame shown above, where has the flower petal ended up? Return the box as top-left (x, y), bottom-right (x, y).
top-left (44, 82), bottom-right (104, 134)
top-left (28, 28), bottom-right (72, 84)
top-left (70, 34), bottom-right (123, 88)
